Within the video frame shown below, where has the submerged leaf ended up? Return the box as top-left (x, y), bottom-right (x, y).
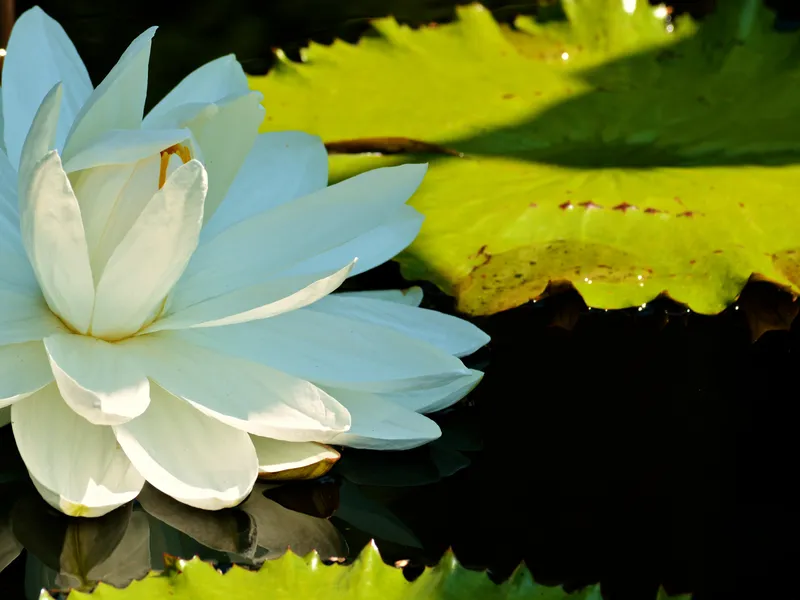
top-left (46, 541), bottom-right (691, 599)
top-left (251, 0), bottom-right (800, 315)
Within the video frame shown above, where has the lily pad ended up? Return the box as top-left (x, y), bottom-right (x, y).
top-left (250, 0), bottom-right (800, 315)
top-left (46, 542), bottom-right (691, 599)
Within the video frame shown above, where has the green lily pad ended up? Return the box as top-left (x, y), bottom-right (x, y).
top-left (46, 542), bottom-right (690, 599)
top-left (250, 0), bottom-right (800, 315)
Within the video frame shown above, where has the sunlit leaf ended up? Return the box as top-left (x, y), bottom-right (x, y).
top-left (44, 541), bottom-right (691, 599)
top-left (250, 0), bottom-right (800, 315)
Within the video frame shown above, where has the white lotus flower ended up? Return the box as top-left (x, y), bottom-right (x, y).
top-left (0, 7), bottom-right (489, 517)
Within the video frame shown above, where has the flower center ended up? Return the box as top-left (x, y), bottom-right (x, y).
top-left (159, 143), bottom-right (192, 188)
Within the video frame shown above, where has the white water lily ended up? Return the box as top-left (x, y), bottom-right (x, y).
top-left (0, 7), bottom-right (489, 518)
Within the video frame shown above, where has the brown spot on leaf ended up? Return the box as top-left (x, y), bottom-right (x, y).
top-left (325, 137), bottom-right (463, 157)
top-left (673, 196), bottom-right (684, 206)
top-left (713, 249), bottom-right (724, 254)
top-left (502, 93), bottom-right (516, 99)
top-left (644, 207), bottom-right (662, 214)
top-left (578, 201), bottom-right (603, 210)
top-left (612, 202), bottom-right (636, 212)
top-left (529, 202), bottom-right (538, 208)
top-left (559, 201), bottom-right (574, 210)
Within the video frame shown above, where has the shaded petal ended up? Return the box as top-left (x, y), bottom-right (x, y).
top-left (178, 164), bottom-right (427, 309)
top-left (178, 308), bottom-right (470, 392)
top-left (61, 127), bottom-right (192, 172)
top-left (114, 384), bottom-right (258, 510)
top-left (43, 333), bottom-right (150, 425)
top-left (18, 83), bottom-right (62, 195)
top-left (62, 27), bottom-right (156, 161)
top-left (2, 7), bottom-right (93, 167)
top-left (327, 389), bottom-right (441, 450)
top-left (0, 341), bottom-right (53, 408)
top-left (283, 205), bottom-right (423, 279)
top-left (203, 131), bottom-right (328, 239)
top-left (126, 332), bottom-right (351, 442)
top-left (12, 384), bottom-right (145, 517)
top-left (0, 285), bottom-right (64, 345)
top-left (150, 260), bottom-right (354, 332)
top-left (144, 55), bottom-right (249, 126)
top-left (91, 160), bottom-right (206, 339)
top-left (327, 369), bottom-right (483, 415)
top-left (336, 286), bottom-right (423, 307)
top-left (20, 151), bottom-right (95, 333)
top-left (251, 437), bottom-right (340, 480)
top-left (308, 294), bottom-right (490, 358)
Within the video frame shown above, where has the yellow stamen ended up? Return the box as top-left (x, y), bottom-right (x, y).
top-left (158, 143), bottom-right (192, 189)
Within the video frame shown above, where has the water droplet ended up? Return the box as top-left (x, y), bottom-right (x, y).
top-left (561, 51), bottom-right (570, 60)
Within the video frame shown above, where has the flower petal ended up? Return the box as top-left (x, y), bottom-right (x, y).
top-left (2, 7), bottom-right (93, 167)
top-left (179, 308), bottom-right (470, 392)
top-left (12, 384), bottom-right (145, 517)
top-left (202, 131), bottom-right (328, 239)
top-left (251, 437), bottom-right (340, 480)
top-left (114, 384), bottom-right (258, 510)
top-left (144, 55), bottom-right (249, 126)
top-left (126, 332), bottom-right (351, 442)
top-left (0, 341), bottom-right (53, 408)
top-left (20, 151), bottom-right (95, 333)
top-left (327, 389), bottom-right (442, 450)
top-left (150, 260), bottom-right (354, 332)
top-left (282, 205), bottom-right (423, 279)
top-left (0, 284), bottom-right (64, 345)
top-left (336, 286), bottom-right (424, 307)
top-left (18, 82), bottom-right (62, 194)
top-left (62, 27), bottom-right (157, 162)
top-left (308, 294), bottom-right (490, 358)
top-left (327, 369), bottom-right (483, 415)
top-left (61, 127), bottom-right (192, 172)
top-left (90, 160), bottom-right (206, 340)
top-left (178, 163), bottom-right (427, 309)
top-left (43, 333), bottom-right (150, 426)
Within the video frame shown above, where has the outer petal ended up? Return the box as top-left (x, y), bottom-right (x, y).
top-left (283, 205), bottom-right (424, 279)
top-left (0, 341), bottom-right (53, 408)
top-left (125, 332), bottom-right (351, 442)
top-left (308, 294), bottom-right (490, 358)
top-left (176, 164), bottom-right (427, 309)
top-left (178, 308), bottom-right (470, 392)
top-left (336, 286), bottom-right (424, 307)
top-left (202, 131), bottom-right (328, 239)
top-left (62, 27), bottom-right (157, 161)
top-left (12, 384), bottom-right (145, 517)
top-left (251, 437), bottom-right (340, 479)
top-left (18, 82), bottom-right (62, 195)
top-left (327, 369), bottom-right (483, 415)
top-left (114, 384), bottom-right (258, 510)
top-left (0, 285), bottom-right (64, 345)
top-left (20, 151), bottom-right (95, 333)
top-left (43, 333), bottom-right (150, 425)
top-left (327, 389), bottom-right (442, 450)
top-left (150, 260), bottom-right (354, 332)
top-left (90, 160), bottom-right (207, 340)
top-left (2, 7), bottom-right (93, 167)
top-left (144, 55), bottom-right (249, 126)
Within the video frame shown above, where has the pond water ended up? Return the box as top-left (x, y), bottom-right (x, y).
top-left (1, 0), bottom-right (795, 598)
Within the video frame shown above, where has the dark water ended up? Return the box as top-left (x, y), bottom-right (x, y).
top-left (1, 0), bottom-right (796, 598)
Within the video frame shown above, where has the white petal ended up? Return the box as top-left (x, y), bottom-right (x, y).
top-left (20, 151), bottom-right (95, 333)
top-left (0, 341), bottom-right (53, 408)
top-left (203, 131), bottom-right (328, 239)
top-left (144, 55), bottom-right (249, 126)
top-left (18, 83), bottom-right (62, 194)
top-left (114, 384), bottom-right (258, 510)
top-left (90, 160), bottom-right (207, 340)
top-left (0, 407), bottom-right (9, 427)
top-left (62, 27), bottom-right (157, 161)
top-left (61, 127), bottom-right (192, 172)
top-left (251, 437), bottom-right (340, 475)
top-left (126, 332), bottom-right (351, 442)
top-left (327, 389), bottom-right (441, 450)
top-left (2, 6), bottom-right (93, 167)
top-left (283, 205), bottom-right (423, 279)
top-left (336, 286), bottom-right (424, 307)
top-left (328, 369), bottom-right (483, 415)
top-left (180, 92), bottom-right (264, 223)
top-left (308, 294), bottom-right (490, 358)
top-left (179, 307), bottom-right (469, 392)
top-left (151, 260), bottom-right (354, 332)
top-left (178, 164), bottom-right (427, 309)
top-left (0, 285), bottom-right (64, 345)
top-left (12, 384), bottom-right (145, 517)
top-left (0, 149), bottom-right (19, 239)
top-left (43, 333), bottom-right (150, 425)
